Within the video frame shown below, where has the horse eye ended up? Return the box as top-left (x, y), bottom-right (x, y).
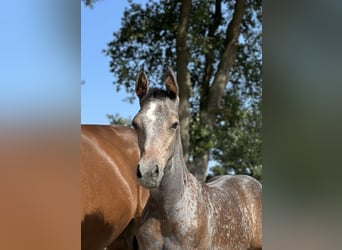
top-left (170, 122), bottom-right (179, 130)
top-left (131, 121), bottom-right (138, 129)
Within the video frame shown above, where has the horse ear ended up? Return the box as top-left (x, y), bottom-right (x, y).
top-left (165, 67), bottom-right (178, 99)
top-left (136, 70), bottom-right (149, 100)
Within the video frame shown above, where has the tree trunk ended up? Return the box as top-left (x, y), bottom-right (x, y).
top-left (190, 0), bottom-right (247, 182)
top-left (176, 0), bottom-right (192, 163)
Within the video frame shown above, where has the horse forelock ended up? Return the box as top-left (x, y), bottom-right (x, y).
top-left (140, 88), bottom-right (178, 106)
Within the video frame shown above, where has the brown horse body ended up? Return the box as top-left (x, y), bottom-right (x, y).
top-left (133, 68), bottom-right (262, 249)
top-left (81, 125), bottom-right (149, 250)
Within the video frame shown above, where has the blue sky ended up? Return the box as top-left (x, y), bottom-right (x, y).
top-left (1, 1), bottom-right (79, 125)
top-left (81, 0), bottom-right (146, 124)
top-left (82, 1), bottom-right (215, 171)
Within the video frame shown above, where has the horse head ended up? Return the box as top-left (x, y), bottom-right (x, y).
top-left (133, 67), bottom-right (180, 189)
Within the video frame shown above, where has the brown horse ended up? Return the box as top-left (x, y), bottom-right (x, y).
top-left (81, 125), bottom-right (149, 250)
top-left (132, 68), bottom-right (262, 249)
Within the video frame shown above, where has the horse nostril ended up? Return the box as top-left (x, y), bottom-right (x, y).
top-left (137, 165), bottom-right (142, 178)
top-left (152, 164), bottom-right (159, 177)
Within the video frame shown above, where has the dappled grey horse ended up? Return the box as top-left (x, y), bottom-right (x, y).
top-left (132, 67), bottom-right (262, 249)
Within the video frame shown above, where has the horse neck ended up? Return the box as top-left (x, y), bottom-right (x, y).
top-left (151, 131), bottom-right (195, 208)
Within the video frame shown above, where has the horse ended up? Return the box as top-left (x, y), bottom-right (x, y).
top-left (132, 68), bottom-right (262, 249)
top-left (81, 125), bottom-right (149, 250)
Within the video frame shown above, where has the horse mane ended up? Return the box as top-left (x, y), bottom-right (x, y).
top-left (142, 88), bottom-right (177, 103)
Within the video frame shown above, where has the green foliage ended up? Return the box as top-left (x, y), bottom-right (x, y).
top-left (82, 0), bottom-right (103, 8)
top-left (106, 113), bottom-right (132, 126)
top-left (104, 0), bottom-right (179, 97)
top-left (103, 0), bottom-right (262, 180)
top-left (190, 113), bottom-right (215, 155)
top-left (211, 96), bottom-right (262, 181)
top-left (208, 1), bottom-right (263, 181)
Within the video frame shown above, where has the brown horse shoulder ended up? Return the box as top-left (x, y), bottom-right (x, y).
top-left (81, 125), bottom-right (149, 250)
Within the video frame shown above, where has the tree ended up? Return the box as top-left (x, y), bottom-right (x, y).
top-left (85, 0), bottom-right (262, 182)
top-left (106, 113), bottom-right (132, 126)
top-left (210, 96), bottom-right (262, 182)
top-left (81, 0), bottom-right (102, 8)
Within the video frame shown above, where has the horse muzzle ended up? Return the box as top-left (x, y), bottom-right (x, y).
top-left (136, 160), bottom-right (162, 189)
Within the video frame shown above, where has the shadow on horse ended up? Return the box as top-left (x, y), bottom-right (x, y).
top-left (132, 68), bottom-right (262, 249)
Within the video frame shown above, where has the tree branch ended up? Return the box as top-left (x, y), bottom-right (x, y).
top-left (176, 0), bottom-right (192, 163)
top-left (192, 0), bottom-right (246, 182)
top-left (208, 0), bottom-right (246, 114)
top-left (200, 0), bottom-right (223, 109)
